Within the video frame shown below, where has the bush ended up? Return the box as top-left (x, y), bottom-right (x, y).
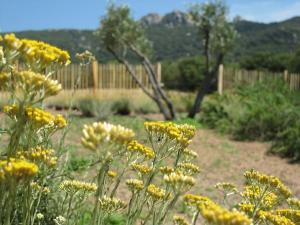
top-left (200, 79), bottom-right (300, 160)
top-left (77, 98), bottom-right (112, 120)
top-left (111, 98), bottom-right (132, 115)
top-left (133, 101), bottom-right (158, 114)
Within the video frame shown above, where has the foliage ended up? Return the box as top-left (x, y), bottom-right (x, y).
top-left (162, 56), bottom-right (205, 91)
top-left (200, 79), bottom-right (300, 160)
top-left (239, 52), bottom-right (291, 72)
top-left (77, 97), bottom-right (113, 120)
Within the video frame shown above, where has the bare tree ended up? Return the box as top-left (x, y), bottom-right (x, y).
top-left (97, 4), bottom-right (176, 120)
top-left (188, 0), bottom-right (237, 118)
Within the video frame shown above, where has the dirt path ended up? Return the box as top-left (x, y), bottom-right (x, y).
top-left (192, 129), bottom-right (300, 198)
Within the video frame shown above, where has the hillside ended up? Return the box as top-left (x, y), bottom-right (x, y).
top-left (3, 11), bottom-right (300, 62)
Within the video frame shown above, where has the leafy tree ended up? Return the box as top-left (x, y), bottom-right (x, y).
top-left (162, 56), bottom-right (205, 91)
top-left (188, 0), bottom-right (237, 118)
top-left (97, 3), bottom-right (176, 120)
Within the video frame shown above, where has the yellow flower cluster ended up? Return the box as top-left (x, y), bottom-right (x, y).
top-left (147, 184), bottom-right (166, 201)
top-left (244, 170), bottom-right (292, 199)
top-left (288, 198), bottom-right (300, 209)
top-left (14, 71), bottom-right (62, 96)
top-left (30, 182), bottom-right (51, 194)
top-left (98, 196), bottom-right (126, 213)
top-left (126, 140), bottom-right (155, 159)
top-left (177, 162), bottom-right (200, 175)
top-left (4, 105), bottom-right (66, 129)
top-left (3, 104), bottom-right (18, 117)
top-left (164, 172), bottom-right (195, 190)
top-left (17, 147), bottom-right (57, 167)
top-left (0, 72), bottom-right (10, 88)
top-left (173, 215), bottom-right (189, 225)
top-left (26, 107), bottom-right (66, 129)
top-left (239, 203), bottom-right (255, 215)
top-left (183, 148), bottom-right (198, 158)
top-left (131, 163), bottom-right (152, 175)
top-left (0, 158), bottom-right (38, 182)
top-left (144, 121), bottom-right (196, 148)
top-left (184, 194), bottom-right (213, 207)
top-left (242, 185), bottom-right (278, 210)
top-left (81, 122), bottom-right (135, 151)
top-left (107, 170), bottom-right (117, 178)
top-left (199, 199), bottom-right (251, 225)
top-left (3, 34), bottom-right (70, 66)
top-left (275, 209), bottom-right (300, 224)
top-left (59, 180), bottom-right (97, 193)
top-left (159, 166), bottom-right (174, 175)
top-left (126, 179), bottom-right (144, 191)
top-left (259, 211), bottom-right (295, 225)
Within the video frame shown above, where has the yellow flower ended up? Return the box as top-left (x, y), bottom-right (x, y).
top-left (177, 162), bottom-right (200, 175)
top-left (199, 199), bottom-right (251, 225)
top-left (3, 33), bottom-right (22, 50)
top-left (0, 158), bottom-right (38, 182)
top-left (215, 182), bottom-right (238, 193)
top-left (244, 170), bottom-right (292, 199)
top-left (14, 71), bottom-right (62, 96)
top-left (184, 194), bottom-right (213, 207)
top-left (144, 121), bottom-right (196, 148)
top-left (0, 72), bottom-right (10, 88)
top-left (275, 209), bottom-right (300, 224)
top-left (19, 38), bottom-right (70, 66)
top-left (183, 148), bottom-right (198, 158)
top-left (259, 211), bottom-right (295, 225)
top-left (30, 182), bottom-right (50, 194)
top-left (59, 180), bottom-right (97, 193)
top-left (126, 140), bottom-right (155, 159)
top-left (239, 203), bottom-right (255, 215)
top-left (98, 196), bottom-right (126, 213)
top-left (107, 170), bottom-right (117, 178)
top-left (164, 172), bottom-right (195, 191)
top-left (147, 184), bottom-right (166, 201)
top-left (17, 147), bottom-right (57, 167)
top-left (81, 122), bottom-right (135, 151)
top-left (173, 215), bottom-right (189, 225)
top-left (126, 179), bottom-right (144, 192)
top-left (159, 166), bottom-right (174, 175)
top-left (131, 163), bottom-right (152, 175)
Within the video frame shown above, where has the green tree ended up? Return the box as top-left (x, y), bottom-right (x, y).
top-left (289, 46), bottom-right (300, 73)
top-left (97, 3), bottom-right (176, 120)
top-left (188, 0), bottom-right (237, 118)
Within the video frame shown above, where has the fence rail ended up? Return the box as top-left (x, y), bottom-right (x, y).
top-left (15, 61), bottom-right (161, 91)
top-left (218, 65), bottom-right (300, 94)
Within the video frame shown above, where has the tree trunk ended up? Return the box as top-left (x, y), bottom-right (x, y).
top-left (107, 47), bottom-right (174, 120)
top-left (188, 54), bottom-right (224, 118)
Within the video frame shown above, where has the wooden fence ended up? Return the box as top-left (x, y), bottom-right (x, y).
top-left (16, 61), bottom-right (161, 91)
top-left (218, 65), bottom-right (300, 94)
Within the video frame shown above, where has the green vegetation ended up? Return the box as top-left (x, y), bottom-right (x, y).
top-left (5, 15), bottom-right (300, 65)
top-left (200, 79), bottom-right (300, 160)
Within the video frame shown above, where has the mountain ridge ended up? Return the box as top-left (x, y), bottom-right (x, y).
top-left (2, 12), bottom-right (300, 62)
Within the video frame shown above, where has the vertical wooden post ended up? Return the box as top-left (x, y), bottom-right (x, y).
top-left (284, 69), bottom-right (289, 85)
top-left (218, 64), bottom-right (224, 95)
top-left (92, 60), bottom-right (98, 94)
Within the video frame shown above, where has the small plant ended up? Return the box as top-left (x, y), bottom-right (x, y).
top-left (77, 97), bottom-right (113, 120)
top-left (112, 98), bottom-right (132, 115)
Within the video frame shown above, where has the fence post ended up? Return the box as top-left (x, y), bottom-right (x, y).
top-left (92, 60), bottom-right (98, 94)
top-left (218, 64), bottom-right (224, 95)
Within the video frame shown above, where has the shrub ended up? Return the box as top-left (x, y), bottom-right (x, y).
top-left (133, 101), bottom-right (158, 114)
top-left (111, 98), bottom-right (132, 115)
top-left (77, 97), bottom-right (112, 120)
top-left (200, 79), bottom-right (300, 160)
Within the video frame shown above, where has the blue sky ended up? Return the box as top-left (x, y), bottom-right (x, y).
top-left (1, 0), bottom-right (300, 32)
